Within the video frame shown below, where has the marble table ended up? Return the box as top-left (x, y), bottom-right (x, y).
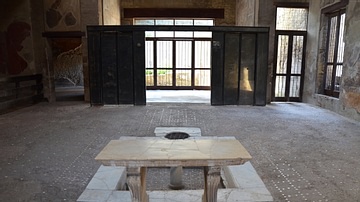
top-left (95, 138), bottom-right (252, 202)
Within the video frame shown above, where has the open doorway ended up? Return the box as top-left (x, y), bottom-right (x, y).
top-left (134, 19), bottom-right (212, 103)
top-left (272, 6), bottom-right (308, 102)
top-left (51, 38), bottom-right (84, 101)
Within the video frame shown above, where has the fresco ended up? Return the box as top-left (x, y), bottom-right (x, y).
top-left (0, 21), bottom-right (31, 75)
top-left (51, 38), bottom-right (83, 86)
top-left (53, 45), bottom-right (83, 86)
top-left (0, 32), bottom-right (6, 75)
top-left (44, 0), bottom-right (81, 31)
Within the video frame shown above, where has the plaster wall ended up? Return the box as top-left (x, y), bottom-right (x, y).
top-left (257, 0), bottom-right (275, 103)
top-left (30, 0), bottom-right (46, 73)
top-left (29, 1), bottom-right (48, 99)
top-left (303, 0), bottom-right (321, 103)
top-left (305, 0), bottom-right (360, 121)
top-left (236, 0), bottom-right (257, 26)
top-left (43, 0), bottom-right (81, 32)
top-left (338, 1), bottom-right (360, 120)
top-left (103, 0), bottom-right (121, 25)
top-left (120, 0), bottom-right (236, 25)
top-left (0, 0), bottom-right (36, 76)
top-left (80, 0), bottom-right (102, 102)
top-left (0, 0), bottom-right (49, 100)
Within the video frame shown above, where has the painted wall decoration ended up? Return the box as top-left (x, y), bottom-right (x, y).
top-left (53, 44), bottom-right (83, 86)
top-left (0, 21), bottom-right (31, 75)
top-left (44, 0), bottom-right (81, 31)
top-left (0, 32), bottom-right (6, 75)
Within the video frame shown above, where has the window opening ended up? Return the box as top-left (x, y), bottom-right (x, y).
top-left (276, 7), bottom-right (308, 31)
top-left (324, 10), bottom-right (345, 98)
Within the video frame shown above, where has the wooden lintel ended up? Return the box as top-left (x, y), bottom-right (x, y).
top-left (322, 0), bottom-right (349, 14)
top-left (124, 8), bottom-right (224, 19)
top-left (42, 31), bottom-right (85, 38)
top-left (274, 2), bottom-right (309, 8)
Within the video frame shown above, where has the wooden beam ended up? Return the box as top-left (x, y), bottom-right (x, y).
top-left (274, 2), bottom-right (309, 8)
top-left (42, 31), bottom-right (85, 38)
top-left (322, 0), bottom-right (349, 14)
top-left (123, 8), bottom-right (224, 19)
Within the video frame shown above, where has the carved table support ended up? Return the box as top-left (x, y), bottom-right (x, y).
top-left (126, 167), bottom-right (148, 202)
top-left (203, 166), bottom-right (221, 202)
top-left (169, 166), bottom-right (184, 190)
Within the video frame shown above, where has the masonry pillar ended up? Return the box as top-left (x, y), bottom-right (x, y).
top-left (80, 0), bottom-right (102, 102)
top-left (339, 1), bottom-right (360, 121)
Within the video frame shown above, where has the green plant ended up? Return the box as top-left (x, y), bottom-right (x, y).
top-left (157, 69), bottom-right (172, 75)
top-left (145, 70), bottom-right (153, 75)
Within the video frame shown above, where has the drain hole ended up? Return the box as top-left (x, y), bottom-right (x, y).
top-left (165, 132), bottom-right (190, 139)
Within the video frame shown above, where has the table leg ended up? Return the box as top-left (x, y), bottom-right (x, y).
top-left (126, 167), bottom-right (148, 202)
top-left (169, 166), bottom-right (184, 190)
top-left (202, 166), bottom-right (221, 202)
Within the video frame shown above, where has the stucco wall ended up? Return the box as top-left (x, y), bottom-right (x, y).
top-left (236, 0), bottom-right (257, 26)
top-left (43, 0), bottom-right (81, 32)
top-left (30, 0), bottom-right (47, 94)
top-left (80, 0), bottom-right (102, 102)
top-left (120, 0), bottom-right (236, 25)
top-left (0, 0), bottom-right (49, 100)
top-left (303, 0), bottom-right (321, 102)
top-left (304, 0), bottom-right (360, 121)
top-left (257, 0), bottom-right (275, 103)
top-left (103, 0), bottom-right (121, 25)
top-left (0, 0), bottom-right (36, 76)
top-left (339, 1), bottom-right (360, 120)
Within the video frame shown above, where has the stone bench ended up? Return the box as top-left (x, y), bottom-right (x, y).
top-left (95, 138), bottom-right (252, 202)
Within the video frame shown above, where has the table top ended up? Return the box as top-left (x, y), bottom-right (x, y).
top-left (95, 138), bottom-right (252, 167)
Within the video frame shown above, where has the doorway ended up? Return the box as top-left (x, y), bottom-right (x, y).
top-left (273, 32), bottom-right (306, 101)
top-left (51, 38), bottom-right (84, 101)
top-left (272, 7), bottom-right (308, 102)
top-left (135, 19), bottom-right (212, 91)
top-left (145, 38), bottom-right (211, 103)
top-left (135, 19), bottom-right (212, 103)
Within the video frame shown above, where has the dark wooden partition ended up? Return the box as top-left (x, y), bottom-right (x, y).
top-left (211, 28), bottom-right (269, 106)
top-left (88, 29), bottom-right (145, 105)
top-left (87, 26), bottom-right (269, 106)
